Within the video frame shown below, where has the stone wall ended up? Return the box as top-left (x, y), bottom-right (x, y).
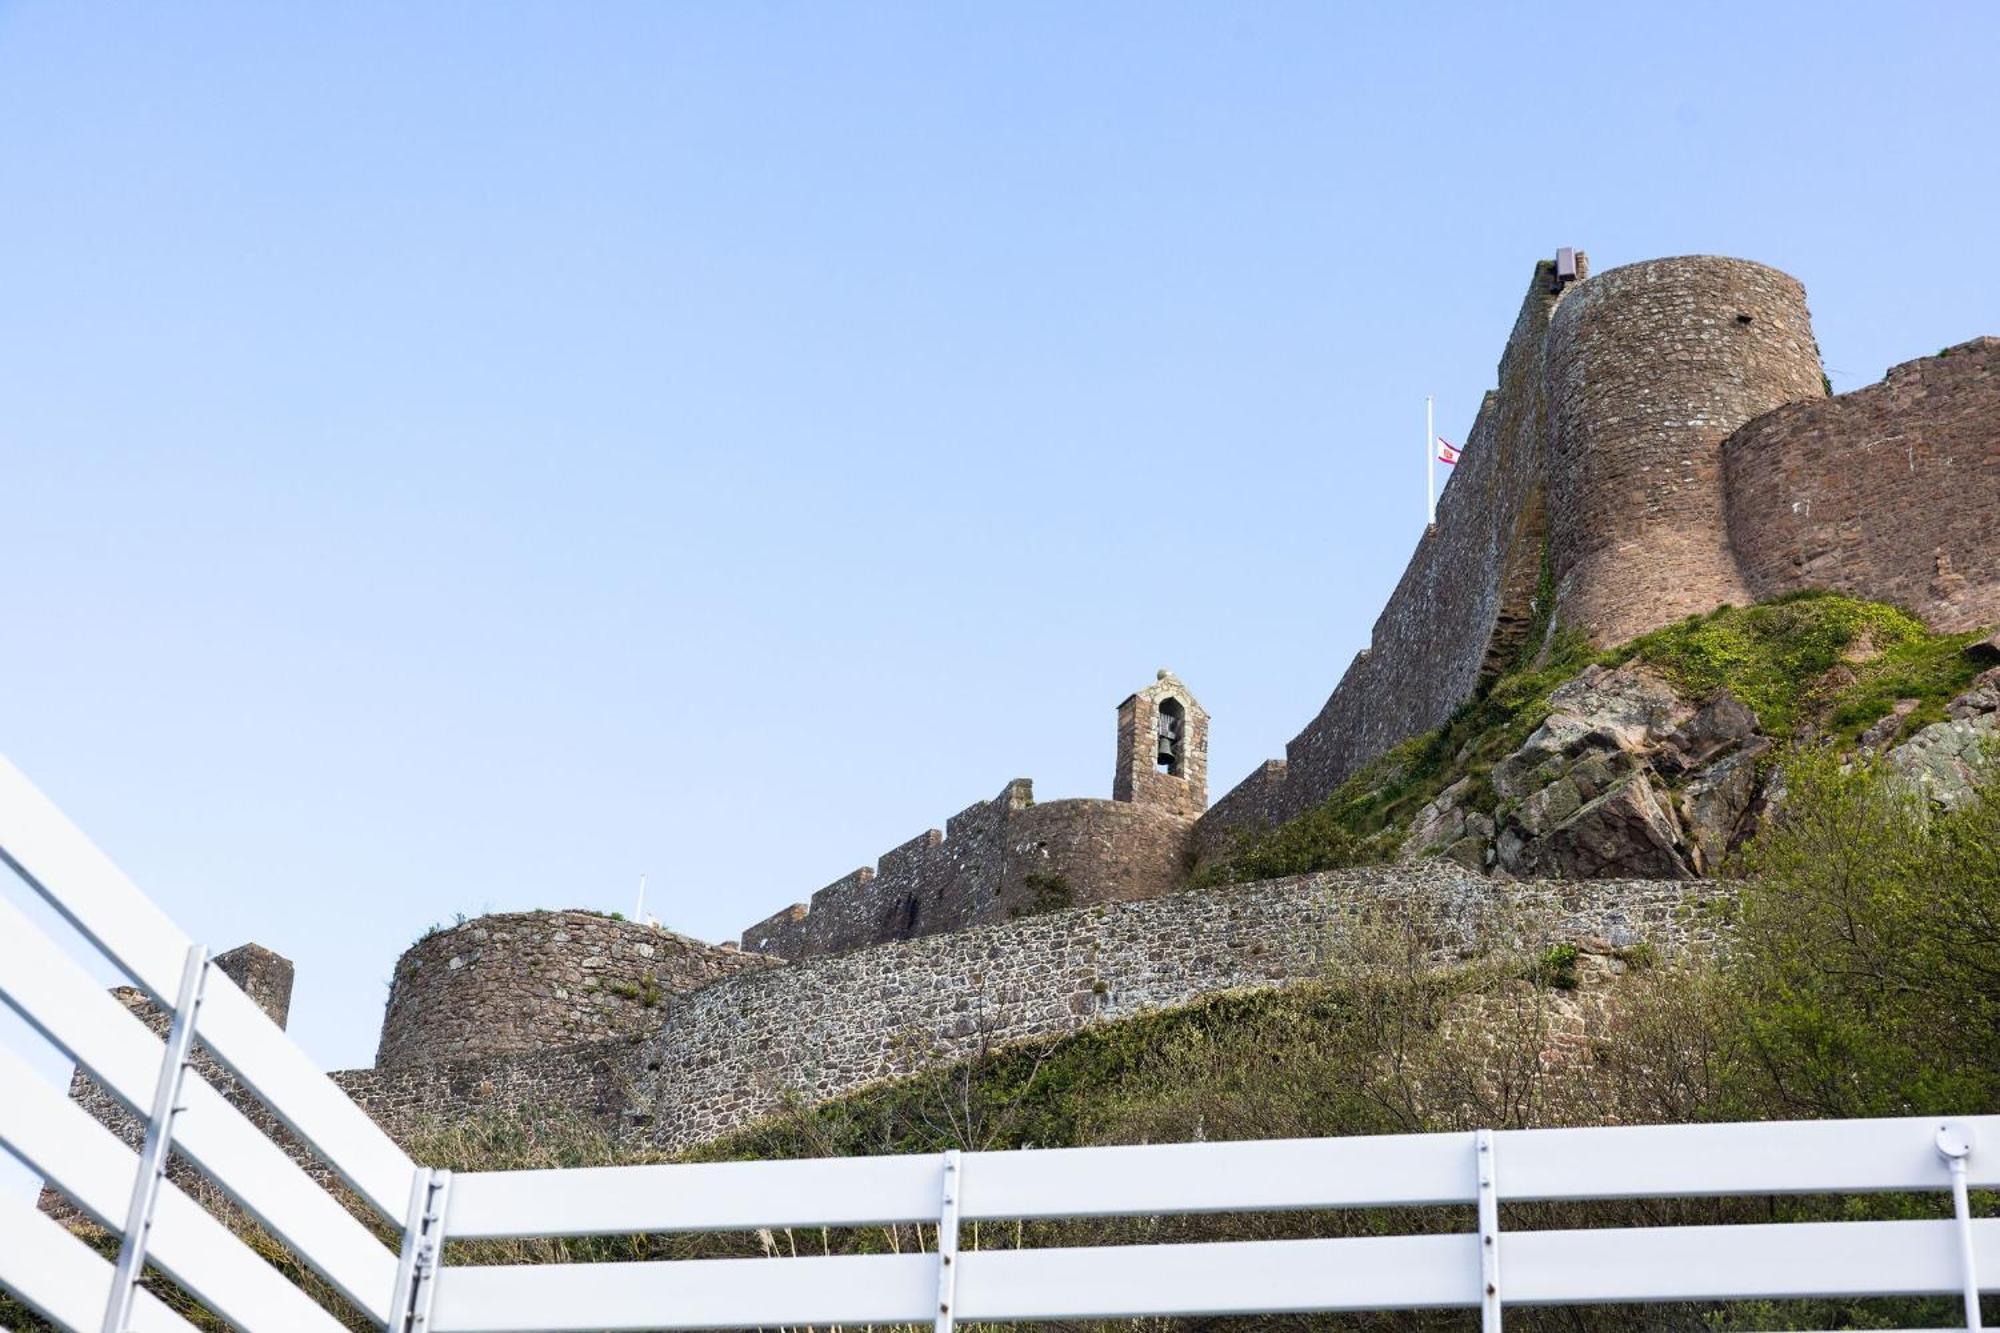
top-left (628, 865), bottom-right (1725, 1152)
top-left (376, 910), bottom-right (779, 1067)
top-left (335, 1037), bottom-right (637, 1136)
top-left (1546, 256), bottom-right (1827, 646)
top-left (999, 798), bottom-right (1193, 914)
top-left (1201, 256), bottom-right (1581, 840)
top-left (45, 946), bottom-right (302, 1226)
top-left (1724, 337), bottom-right (2000, 632)
top-left (1201, 253), bottom-right (1994, 853)
top-left (742, 778), bottom-right (1198, 961)
top-left (1113, 673), bottom-right (1209, 816)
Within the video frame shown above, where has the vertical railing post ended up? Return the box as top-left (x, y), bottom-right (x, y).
top-left (1938, 1122), bottom-right (1983, 1331)
top-left (1476, 1128), bottom-right (1502, 1333)
top-left (102, 943), bottom-right (210, 1333)
top-left (935, 1149), bottom-right (962, 1333)
top-left (391, 1167), bottom-right (453, 1333)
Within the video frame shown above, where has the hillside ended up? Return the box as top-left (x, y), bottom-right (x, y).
top-left (9, 595), bottom-right (1996, 1333)
top-left (1199, 592), bottom-right (1997, 885)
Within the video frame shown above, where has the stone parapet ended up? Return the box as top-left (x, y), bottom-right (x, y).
top-left (1724, 337), bottom-right (2000, 632)
top-left (376, 909), bottom-right (780, 1067)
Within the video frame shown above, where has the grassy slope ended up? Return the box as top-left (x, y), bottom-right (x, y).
top-left (1197, 593), bottom-right (1989, 886)
top-left (6, 595), bottom-right (1990, 1331)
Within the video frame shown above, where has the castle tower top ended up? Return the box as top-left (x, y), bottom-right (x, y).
top-left (1113, 671), bottom-right (1207, 818)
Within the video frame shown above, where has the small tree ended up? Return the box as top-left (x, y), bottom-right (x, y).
top-left (1728, 746), bottom-right (2000, 1119)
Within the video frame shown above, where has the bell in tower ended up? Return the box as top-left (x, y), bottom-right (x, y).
top-left (1155, 698), bottom-right (1184, 772)
top-left (1113, 671), bottom-right (1207, 817)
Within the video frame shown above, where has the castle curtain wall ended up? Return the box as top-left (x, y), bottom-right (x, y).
top-left (1724, 337), bottom-right (2000, 633)
top-left (1545, 257), bottom-right (1827, 645)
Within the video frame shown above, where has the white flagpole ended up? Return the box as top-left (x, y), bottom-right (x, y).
top-left (1426, 395), bottom-right (1436, 526)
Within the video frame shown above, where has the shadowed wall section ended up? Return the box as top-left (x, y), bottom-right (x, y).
top-left (1201, 256), bottom-right (1584, 848)
top-left (1724, 337), bottom-right (2000, 632)
top-left (1546, 256), bottom-right (1827, 645)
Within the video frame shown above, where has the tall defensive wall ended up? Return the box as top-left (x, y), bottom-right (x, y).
top-left (1200, 252), bottom-right (1843, 851)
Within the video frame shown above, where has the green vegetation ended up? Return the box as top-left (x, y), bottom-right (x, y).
top-left (607, 973), bottom-right (663, 1007)
top-left (1606, 592), bottom-right (1985, 741)
top-left (1011, 870), bottom-right (1075, 918)
top-left (1199, 593), bottom-right (1987, 886)
top-left (10, 748), bottom-right (2000, 1332)
top-left (1726, 745), bottom-right (2000, 1120)
top-left (1526, 941), bottom-right (1580, 990)
top-left (1193, 627), bottom-right (1599, 886)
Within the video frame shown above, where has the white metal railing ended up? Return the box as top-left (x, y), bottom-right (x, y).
top-left (0, 751), bottom-right (1994, 1332)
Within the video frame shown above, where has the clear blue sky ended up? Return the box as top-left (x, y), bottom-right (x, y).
top-left (2, 1), bottom-right (1995, 1103)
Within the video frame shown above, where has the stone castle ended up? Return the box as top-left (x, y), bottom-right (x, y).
top-left (82, 250), bottom-right (2000, 1154)
top-left (730, 250), bottom-right (1998, 963)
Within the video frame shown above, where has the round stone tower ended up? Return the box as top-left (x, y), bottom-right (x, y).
top-left (375, 909), bottom-right (779, 1067)
top-left (1544, 256), bottom-right (1826, 645)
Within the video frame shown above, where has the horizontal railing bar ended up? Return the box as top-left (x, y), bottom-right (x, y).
top-left (432, 1252), bottom-right (936, 1332)
top-left (0, 1042), bottom-right (354, 1333)
top-left (0, 756), bottom-right (415, 1221)
top-left (428, 1235), bottom-right (1479, 1330)
top-left (445, 1155), bottom-right (945, 1238)
top-left (0, 894), bottom-right (399, 1323)
top-left (429, 1218), bottom-right (2000, 1329)
top-left (448, 1114), bottom-right (1997, 1239)
top-left (1493, 1116), bottom-right (2000, 1201)
top-left (1506, 1217), bottom-right (2000, 1304)
top-left (960, 1133), bottom-right (1476, 1220)
top-left (0, 1189), bottom-right (200, 1333)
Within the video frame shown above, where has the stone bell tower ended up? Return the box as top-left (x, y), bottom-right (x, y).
top-left (1113, 670), bottom-right (1208, 818)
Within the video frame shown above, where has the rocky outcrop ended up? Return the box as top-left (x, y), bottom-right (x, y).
top-left (1885, 670), bottom-right (2000, 812)
top-left (1415, 663), bottom-right (1768, 879)
top-left (1409, 654), bottom-right (2000, 880)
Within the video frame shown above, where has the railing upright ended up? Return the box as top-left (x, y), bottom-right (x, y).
top-left (100, 945), bottom-right (211, 1333)
top-left (935, 1149), bottom-right (962, 1333)
top-left (1477, 1127), bottom-right (1502, 1333)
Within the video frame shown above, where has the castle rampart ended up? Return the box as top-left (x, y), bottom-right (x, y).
top-left (324, 865), bottom-right (1727, 1156)
top-left (1221, 255), bottom-right (1581, 832)
top-left (741, 672), bottom-right (1208, 960)
top-left (1195, 250), bottom-right (1985, 849)
top-left (1546, 256), bottom-right (1826, 645)
top-left (1724, 337), bottom-right (2000, 632)
top-left (376, 909), bottom-right (779, 1066)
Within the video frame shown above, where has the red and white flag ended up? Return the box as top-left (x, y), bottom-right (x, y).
top-left (1436, 437), bottom-right (1462, 466)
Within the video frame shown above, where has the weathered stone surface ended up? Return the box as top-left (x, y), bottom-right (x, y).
top-left (1548, 258), bottom-right (1828, 648)
top-left (1887, 715), bottom-right (1997, 812)
top-left (1518, 775), bottom-right (1693, 880)
top-left (315, 868), bottom-right (1740, 1159)
top-left (747, 675), bottom-right (1211, 961)
top-left (1662, 693), bottom-right (1760, 771)
top-left (1949, 667), bottom-right (2000, 721)
top-left (630, 864), bottom-right (1727, 1149)
top-left (1725, 336), bottom-right (2000, 635)
top-left (1404, 777), bottom-right (1474, 857)
top-left (1879, 671), bottom-right (2000, 810)
top-left (1680, 743), bottom-right (1767, 873)
top-left (1203, 266), bottom-right (1994, 858)
top-left (378, 910), bottom-right (781, 1067)
top-left (1545, 662), bottom-right (1693, 749)
top-left (1492, 712), bottom-right (1594, 802)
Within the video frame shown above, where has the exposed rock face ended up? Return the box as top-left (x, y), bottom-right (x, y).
top-left (1679, 744), bottom-right (1767, 874)
top-left (1484, 665), bottom-right (1717, 879)
top-left (1415, 665), bottom-right (1777, 880)
top-left (1410, 642), bottom-right (2000, 881)
top-left (1886, 712), bottom-right (1998, 812)
top-left (1521, 774), bottom-right (1693, 879)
